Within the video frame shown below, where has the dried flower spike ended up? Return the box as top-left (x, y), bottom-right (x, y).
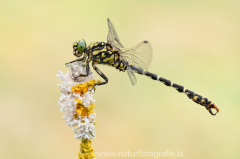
top-left (57, 61), bottom-right (98, 159)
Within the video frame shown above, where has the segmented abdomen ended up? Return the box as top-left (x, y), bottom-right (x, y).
top-left (128, 64), bottom-right (219, 115)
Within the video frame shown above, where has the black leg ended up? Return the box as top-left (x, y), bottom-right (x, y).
top-left (65, 57), bottom-right (85, 66)
top-left (92, 62), bottom-right (108, 86)
top-left (74, 62), bottom-right (90, 79)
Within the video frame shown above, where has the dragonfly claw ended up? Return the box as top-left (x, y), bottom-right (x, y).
top-left (89, 84), bottom-right (96, 92)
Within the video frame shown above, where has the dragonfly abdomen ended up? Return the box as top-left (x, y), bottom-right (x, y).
top-left (128, 64), bottom-right (219, 115)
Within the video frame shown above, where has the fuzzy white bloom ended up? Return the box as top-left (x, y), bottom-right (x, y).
top-left (57, 62), bottom-right (96, 140)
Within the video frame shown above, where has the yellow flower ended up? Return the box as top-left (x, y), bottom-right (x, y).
top-left (78, 139), bottom-right (95, 159)
top-left (59, 62), bottom-right (98, 157)
top-left (75, 99), bottom-right (96, 118)
top-left (72, 80), bottom-right (97, 95)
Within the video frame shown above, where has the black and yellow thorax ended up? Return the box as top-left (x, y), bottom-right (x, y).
top-left (87, 42), bottom-right (128, 71)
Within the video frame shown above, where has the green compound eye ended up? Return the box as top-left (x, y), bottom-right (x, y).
top-left (77, 40), bottom-right (86, 53)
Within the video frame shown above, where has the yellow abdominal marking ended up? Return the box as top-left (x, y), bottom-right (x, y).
top-left (192, 96), bottom-right (198, 101)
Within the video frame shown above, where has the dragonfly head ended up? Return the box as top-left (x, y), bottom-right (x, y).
top-left (73, 39), bottom-right (86, 57)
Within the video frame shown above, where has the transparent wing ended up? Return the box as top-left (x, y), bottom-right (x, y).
top-left (107, 19), bottom-right (124, 51)
top-left (127, 70), bottom-right (137, 86)
top-left (120, 41), bottom-right (153, 71)
top-left (107, 19), bottom-right (152, 85)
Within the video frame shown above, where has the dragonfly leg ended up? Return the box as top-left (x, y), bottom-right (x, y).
top-left (74, 62), bottom-right (90, 79)
top-left (92, 62), bottom-right (108, 86)
top-left (65, 57), bottom-right (85, 66)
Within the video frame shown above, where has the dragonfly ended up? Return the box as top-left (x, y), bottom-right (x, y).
top-left (66, 19), bottom-right (219, 116)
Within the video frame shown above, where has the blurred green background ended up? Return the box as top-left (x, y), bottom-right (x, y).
top-left (1, 0), bottom-right (240, 158)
